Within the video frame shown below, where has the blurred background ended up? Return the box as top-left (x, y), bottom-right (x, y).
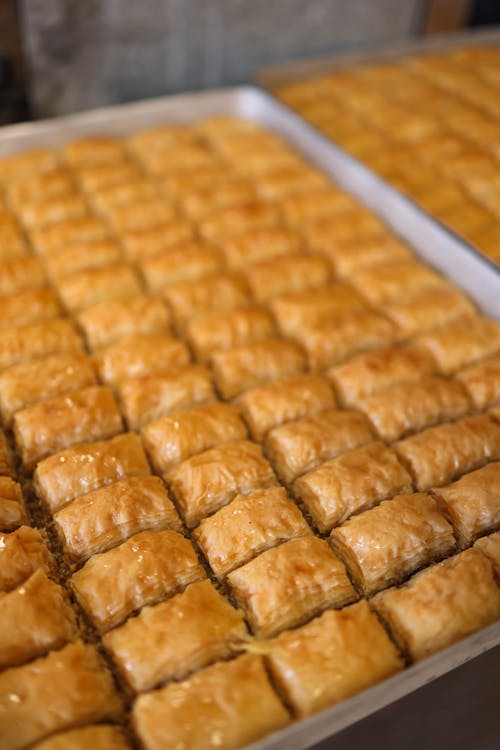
top-left (1, 0), bottom-right (499, 124)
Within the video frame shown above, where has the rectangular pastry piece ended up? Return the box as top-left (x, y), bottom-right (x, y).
top-left (159, 165), bottom-right (235, 203)
top-left (217, 226), bottom-right (299, 270)
top-left (31, 725), bottom-right (130, 750)
top-left (122, 220), bottom-right (194, 262)
top-left (95, 333), bottom-right (190, 385)
top-left (372, 549), bottom-right (500, 662)
top-left (0, 641), bottom-right (122, 750)
top-left (186, 305), bottom-right (275, 364)
top-left (331, 492), bottom-right (455, 596)
top-left (0, 526), bottom-right (52, 592)
top-left (279, 187), bottom-right (357, 226)
top-left (90, 179), bottom-right (157, 215)
top-left (141, 402), bottom-right (246, 473)
top-left (118, 365), bottom-right (215, 431)
top-left (254, 164), bottom-right (328, 201)
top-left (139, 241), bottom-right (221, 292)
top-left (63, 136), bottom-right (125, 167)
top-left (358, 376), bottom-right (471, 443)
top-left (323, 234), bottom-right (413, 277)
top-left (166, 440), bottom-right (276, 528)
top-left (350, 259), bottom-right (445, 305)
top-left (328, 346), bottom-right (435, 407)
top-left (140, 144), bottom-right (220, 177)
top-left (78, 295), bottom-right (169, 351)
top-left (0, 146), bottom-right (57, 184)
top-left (0, 319), bottom-right (83, 371)
top-left (384, 286), bottom-right (477, 340)
top-left (105, 198), bottom-right (177, 235)
top-left (246, 253), bottom-right (332, 304)
top-left (0, 569), bottom-right (77, 669)
top-left (164, 272), bottom-right (250, 329)
top-left (77, 160), bottom-right (140, 193)
top-left (0, 430), bottom-right (14, 477)
top-left (0, 288), bottom-right (60, 330)
top-left (198, 202), bottom-right (279, 242)
top-left (432, 462), bottom-right (500, 548)
top-left (0, 256), bottom-right (46, 296)
top-left (395, 414), bottom-right (500, 491)
top-left (18, 194), bottom-right (89, 230)
top-left (103, 579), bottom-right (247, 692)
top-left (0, 478), bottom-right (27, 532)
top-left (228, 536), bottom-right (356, 637)
top-left (266, 408), bottom-right (374, 484)
top-left (34, 433), bottom-right (151, 514)
top-left (294, 441), bottom-right (412, 533)
top-left (44, 240), bottom-right (122, 282)
top-left (57, 264), bottom-right (142, 313)
top-left (6, 168), bottom-right (74, 209)
top-left (235, 374), bottom-right (335, 442)
top-left (414, 317), bottom-right (500, 375)
top-left (179, 178), bottom-right (255, 221)
top-left (29, 217), bottom-right (108, 256)
top-left (55, 475), bottom-right (181, 563)
top-left (302, 209), bottom-right (385, 249)
top-left (132, 653), bottom-right (289, 750)
top-left (193, 487), bottom-right (310, 579)
top-left (211, 339), bottom-right (306, 400)
top-left (474, 531), bottom-right (500, 578)
top-left (13, 386), bottom-right (123, 471)
top-left (0, 353), bottom-right (96, 427)
top-left (72, 529), bottom-right (205, 633)
top-left (0, 223), bottom-right (27, 261)
top-left (456, 354), bottom-right (500, 410)
top-left (230, 148), bottom-right (302, 179)
top-left (267, 600), bottom-right (403, 718)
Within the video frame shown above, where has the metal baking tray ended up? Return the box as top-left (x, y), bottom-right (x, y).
top-left (0, 86), bottom-right (499, 749)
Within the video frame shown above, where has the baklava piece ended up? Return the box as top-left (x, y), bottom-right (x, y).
top-left (32, 725), bottom-right (130, 750)
top-left (54, 475), bottom-right (181, 563)
top-left (164, 272), bottom-right (249, 329)
top-left (71, 529), bottom-right (205, 633)
top-left (331, 492), bottom-right (455, 596)
top-left (0, 570), bottom-right (77, 669)
top-left (302, 209), bottom-right (385, 249)
top-left (235, 374), bottom-right (335, 441)
top-left (395, 414), bottom-right (500, 491)
top-left (103, 579), bottom-right (246, 692)
top-left (57, 264), bottom-right (142, 313)
top-left (34, 433), bottom-right (151, 514)
top-left (456, 354), bottom-right (500, 410)
top-left (328, 346), bottom-right (435, 407)
top-left (119, 364), bottom-right (215, 431)
top-left (474, 531), bottom-right (500, 577)
top-left (139, 241), bottom-right (221, 292)
top-left (350, 259), bottom-right (445, 305)
top-left (141, 402), bottom-right (246, 472)
top-left (246, 252), bottom-right (332, 303)
top-left (372, 549), bottom-right (500, 661)
top-left (91, 179), bottom-right (157, 216)
top-left (0, 288), bottom-right (61, 330)
top-left (95, 333), bottom-right (189, 384)
top-left (414, 317), bottom-right (500, 374)
top-left (179, 178), bottom-right (255, 221)
top-left (122, 220), bottom-right (194, 261)
top-left (0, 318), bottom-right (83, 371)
top-left (0, 147), bottom-right (58, 184)
top-left (198, 202), bottom-right (279, 242)
top-left (78, 295), bottom-right (170, 351)
top-left (132, 653), bottom-right (289, 750)
top-left (0, 641), bottom-right (122, 750)
top-left (0, 256), bottom-right (46, 296)
top-left (0, 478), bottom-right (27, 532)
top-left (187, 305), bottom-right (274, 364)
top-left (0, 222), bottom-right (28, 261)
top-left (266, 600), bottom-right (403, 718)
top-left (217, 226), bottom-right (299, 270)
top-left (18, 194), bottom-right (89, 230)
top-left (0, 430), bottom-right (15, 477)
top-left (140, 144), bottom-right (220, 177)
top-left (29, 216), bottom-right (108, 256)
top-left (266, 408), bottom-right (374, 484)
top-left (254, 164), bottom-right (328, 201)
top-left (294, 441), bottom-right (412, 533)
top-left (358, 376), bottom-right (471, 443)
top-left (211, 339), bottom-right (306, 400)
top-left (166, 440), bottom-right (276, 528)
top-left (44, 240), bottom-right (122, 282)
top-left (77, 160), bottom-right (139, 193)
top-left (432, 462), bottom-right (500, 548)
top-left (0, 526), bottom-right (52, 592)
top-left (384, 286), bottom-right (477, 340)
top-left (63, 136), bottom-right (125, 167)
top-left (228, 536), bottom-right (356, 637)
top-left (279, 187), bottom-right (357, 226)
top-left (106, 199), bottom-right (177, 235)
top-left (324, 234), bottom-right (413, 277)
top-left (193, 486), bottom-right (310, 579)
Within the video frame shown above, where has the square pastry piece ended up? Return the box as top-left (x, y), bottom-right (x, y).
top-left (95, 333), bottom-right (189, 385)
top-left (266, 408), bottom-right (374, 484)
top-left (30, 725), bottom-right (130, 750)
top-left (372, 549), bottom-right (500, 662)
top-left (166, 440), bottom-right (277, 528)
top-left (395, 414), bottom-right (500, 491)
top-left (456, 354), bottom-right (500, 410)
top-left (474, 531), bottom-right (500, 577)
top-left (0, 641), bottom-right (122, 750)
top-left (139, 240), bottom-right (221, 291)
top-left (294, 441), bottom-right (412, 533)
top-left (164, 272), bottom-right (249, 329)
top-left (415, 316), bottom-right (500, 374)
top-left (383, 286), bottom-right (476, 340)
top-left (193, 487), bottom-right (310, 579)
top-left (0, 478), bottom-right (27, 532)
top-left (72, 529), bottom-right (205, 633)
top-left (0, 526), bottom-right (52, 592)
top-left (132, 653), bottom-right (289, 750)
top-left (227, 536), bottom-right (356, 637)
top-left (0, 319), bottom-right (83, 371)
top-left (330, 493), bottom-right (455, 596)
top-left (103, 579), bottom-right (247, 692)
top-left (266, 600), bottom-right (403, 718)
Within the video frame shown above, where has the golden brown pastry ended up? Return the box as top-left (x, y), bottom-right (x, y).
top-left (294, 441), bottom-right (412, 533)
top-left (211, 339), bottom-right (306, 400)
top-left (95, 333), bottom-right (190, 385)
top-left (246, 252), bottom-right (332, 303)
top-left (32, 725), bottom-right (131, 750)
top-left (103, 579), bottom-right (247, 692)
top-left (350, 259), bottom-right (445, 305)
top-left (372, 549), bottom-right (500, 661)
top-left (266, 600), bottom-right (403, 718)
top-left (77, 160), bottom-right (139, 193)
top-left (323, 234), bottom-right (414, 277)
top-left (193, 487), bottom-right (311, 579)
top-left (228, 536), bottom-right (356, 637)
top-left (0, 319), bottom-right (83, 371)
top-left (0, 222), bottom-right (28, 260)
top-left (265, 408), bottom-right (374, 484)
top-left (432, 462), bottom-right (500, 548)
top-left (0, 526), bottom-right (52, 592)
top-left (72, 529), bottom-right (205, 633)
top-left (0, 288), bottom-right (60, 330)
top-left (180, 178), bottom-right (255, 221)
top-left (57, 264), bottom-right (142, 313)
top-left (198, 202), bottom-right (279, 242)
top-left (90, 179), bottom-right (157, 215)
top-left (164, 272), bottom-right (250, 329)
top-left (302, 209), bottom-right (386, 249)
top-left (0, 431), bottom-right (14, 477)
top-left (414, 317), bottom-right (500, 375)
top-left (132, 653), bottom-right (289, 750)
top-left (54, 475), bottom-right (181, 562)
top-left (279, 187), bottom-right (357, 226)
top-left (0, 641), bottom-right (122, 750)
top-left (29, 216), bottom-right (108, 256)
top-left (327, 346), bottom-right (435, 407)
top-left (331, 492), bottom-right (455, 596)
top-left (18, 194), bottom-right (89, 230)
top-left (217, 226), bottom-right (299, 270)
top-left (254, 164), bottom-right (328, 201)
top-left (235, 374), bottom-right (335, 441)
top-left (78, 295), bottom-right (169, 351)
top-left (139, 241), bottom-right (221, 292)
top-left (166, 440), bottom-right (277, 528)
top-left (106, 198), bottom-right (177, 235)
top-left (395, 414), bottom-right (500, 491)
top-left (474, 531), bottom-right (500, 577)
top-left (44, 240), bottom-right (122, 282)
top-left (385, 286), bottom-right (477, 340)
top-left (0, 570), bottom-right (77, 669)
top-left (140, 144), bottom-right (220, 177)
top-left (0, 478), bottom-right (26, 532)
top-left (63, 136), bottom-right (125, 167)
top-left (0, 147), bottom-right (58, 184)
top-left (122, 219), bottom-right (194, 261)
top-left (0, 256), bottom-right (46, 296)
top-left (456, 354), bottom-right (500, 409)
top-left (34, 433), bottom-right (151, 514)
